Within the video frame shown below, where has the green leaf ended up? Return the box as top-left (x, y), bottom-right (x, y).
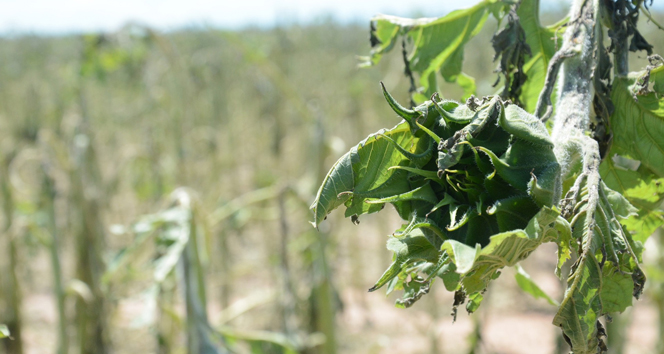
top-left (310, 151), bottom-right (354, 228)
top-left (554, 175), bottom-right (644, 354)
top-left (311, 120), bottom-right (422, 226)
top-left (608, 79), bottom-right (664, 177)
top-left (218, 327), bottom-right (298, 354)
top-left (312, 95), bottom-right (563, 310)
top-left (516, 0), bottom-right (566, 112)
top-left (478, 139), bottom-right (559, 205)
top-left (600, 262), bottom-right (633, 314)
top-left (514, 264), bottom-right (559, 306)
top-left (499, 104), bottom-right (553, 147)
top-left (651, 65), bottom-right (664, 95)
top-left (365, 182), bottom-right (438, 205)
top-left (446, 206), bottom-right (563, 296)
top-left (600, 78), bottom-right (664, 243)
top-left (370, 229), bottom-right (440, 292)
top-left (0, 324), bottom-right (9, 339)
top-left (487, 195), bottom-right (539, 231)
top-left (553, 252), bottom-right (602, 354)
top-left (366, 1), bottom-right (508, 97)
top-left (456, 72), bottom-right (477, 101)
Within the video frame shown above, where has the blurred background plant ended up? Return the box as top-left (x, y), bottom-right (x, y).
top-left (0, 3), bottom-right (663, 354)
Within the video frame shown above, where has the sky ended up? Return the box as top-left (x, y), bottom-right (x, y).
top-left (0, 0), bottom-right (585, 35)
top-left (2, 0), bottom-right (663, 35)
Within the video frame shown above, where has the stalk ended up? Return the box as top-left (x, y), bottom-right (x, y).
top-left (426, 287), bottom-right (441, 354)
top-left (0, 152), bottom-right (23, 354)
top-left (535, 0), bottom-right (598, 179)
top-left (156, 283), bottom-right (177, 354)
top-left (173, 192), bottom-right (226, 354)
top-left (72, 87), bottom-right (110, 354)
top-left (277, 189), bottom-right (298, 342)
top-left (310, 113), bottom-right (337, 354)
top-left (540, 1), bottom-right (624, 353)
top-left (549, 0), bottom-right (598, 178)
top-left (41, 164), bottom-right (69, 354)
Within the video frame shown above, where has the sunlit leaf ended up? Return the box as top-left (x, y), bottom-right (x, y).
top-left (553, 175), bottom-right (644, 353)
top-left (515, 0), bottom-right (566, 112)
top-left (313, 93), bottom-right (563, 309)
top-left (514, 264), bottom-right (559, 306)
top-left (363, 1), bottom-right (509, 100)
top-left (600, 77), bottom-right (664, 243)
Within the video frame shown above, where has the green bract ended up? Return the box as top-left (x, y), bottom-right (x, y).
top-left (311, 85), bottom-right (566, 310)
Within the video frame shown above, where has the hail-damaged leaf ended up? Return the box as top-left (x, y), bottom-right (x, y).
top-left (600, 262), bottom-right (633, 314)
top-left (554, 169), bottom-right (644, 354)
top-left (310, 151), bottom-right (355, 228)
top-left (491, 7), bottom-right (531, 105)
top-left (437, 97), bottom-right (502, 173)
top-left (447, 206), bottom-right (563, 297)
top-left (600, 73), bottom-right (664, 243)
top-left (516, 0), bottom-right (566, 112)
top-left (370, 229), bottom-right (440, 292)
top-left (311, 120), bottom-right (419, 227)
top-left (362, 1), bottom-right (509, 101)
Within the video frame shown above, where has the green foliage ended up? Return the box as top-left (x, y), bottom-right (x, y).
top-left (80, 28), bottom-right (152, 80)
top-left (514, 264), bottom-right (559, 306)
top-left (554, 174), bottom-right (644, 353)
top-left (361, 0), bottom-right (566, 110)
top-left (313, 1), bottom-right (664, 352)
top-left (515, 0), bottom-right (566, 112)
top-left (312, 88), bottom-right (564, 308)
top-left (600, 66), bottom-right (664, 242)
top-left (361, 0), bottom-right (510, 102)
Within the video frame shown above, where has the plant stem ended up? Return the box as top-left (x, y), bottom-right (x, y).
top-left (550, 0), bottom-right (598, 180)
top-left (42, 164), bottom-right (69, 354)
top-left (1, 152), bottom-right (24, 354)
top-left (73, 86), bottom-right (110, 354)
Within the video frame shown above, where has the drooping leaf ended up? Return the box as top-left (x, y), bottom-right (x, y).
top-left (600, 77), bottom-right (664, 243)
top-left (491, 8), bottom-right (531, 105)
top-left (311, 120), bottom-right (423, 227)
top-left (514, 264), bottom-right (559, 306)
top-left (370, 229), bottom-right (440, 292)
top-left (362, 1), bottom-right (509, 100)
top-left (445, 206), bottom-right (564, 300)
top-left (373, 206), bottom-right (568, 313)
top-left (516, 0), bottom-right (566, 112)
top-left (310, 151), bottom-right (355, 228)
top-left (554, 173), bottom-right (644, 354)
top-left (600, 262), bottom-right (633, 314)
